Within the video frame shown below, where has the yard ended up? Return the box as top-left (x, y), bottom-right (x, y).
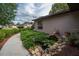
top-left (0, 28), bottom-right (30, 42)
top-left (21, 29), bottom-right (56, 48)
top-left (0, 28), bottom-right (79, 56)
top-left (21, 29), bottom-right (58, 55)
top-left (1, 3), bottom-right (79, 56)
top-left (0, 28), bottom-right (58, 55)
top-left (20, 29), bottom-right (79, 56)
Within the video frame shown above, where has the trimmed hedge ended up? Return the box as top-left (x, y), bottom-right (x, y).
top-left (21, 29), bottom-right (57, 49)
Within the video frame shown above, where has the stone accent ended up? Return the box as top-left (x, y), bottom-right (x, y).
top-left (29, 31), bottom-right (79, 56)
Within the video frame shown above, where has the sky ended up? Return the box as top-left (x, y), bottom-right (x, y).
top-left (13, 3), bottom-right (53, 24)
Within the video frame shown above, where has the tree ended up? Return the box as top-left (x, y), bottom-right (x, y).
top-left (49, 3), bottom-right (69, 14)
top-left (0, 3), bottom-right (17, 25)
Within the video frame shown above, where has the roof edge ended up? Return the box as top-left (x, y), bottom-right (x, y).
top-left (33, 10), bottom-right (79, 21)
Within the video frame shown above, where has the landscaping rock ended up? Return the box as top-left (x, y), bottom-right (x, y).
top-left (35, 48), bottom-right (40, 52)
top-left (37, 46), bottom-right (44, 53)
top-left (61, 45), bottom-right (66, 48)
top-left (51, 51), bottom-right (58, 55)
top-left (35, 51), bottom-right (41, 56)
top-left (57, 48), bottom-right (62, 52)
top-left (57, 46), bottom-right (61, 49)
top-left (31, 50), bottom-right (35, 55)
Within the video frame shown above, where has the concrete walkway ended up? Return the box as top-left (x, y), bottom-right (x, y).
top-left (0, 33), bottom-right (30, 56)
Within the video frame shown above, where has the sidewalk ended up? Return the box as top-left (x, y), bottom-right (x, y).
top-left (0, 33), bottom-right (30, 56)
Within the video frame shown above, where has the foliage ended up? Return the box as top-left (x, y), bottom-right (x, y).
top-left (21, 29), bottom-right (57, 49)
top-left (63, 32), bottom-right (79, 48)
top-left (68, 32), bottom-right (79, 48)
top-left (49, 3), bottom-right (69, 14)
top-left (0, 28), bottom-right (19, 42)
top-left (0, 3), bottom-right (17, 25)
top-left (0, 32), bottom-right (6, 41)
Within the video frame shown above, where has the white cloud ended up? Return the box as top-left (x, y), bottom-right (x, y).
top-left (14, 3), bottom-right (53, 24)
top-left (25, 4), bottom-right (35, 14)
top-left (35, 3), bottom-right (53, 16)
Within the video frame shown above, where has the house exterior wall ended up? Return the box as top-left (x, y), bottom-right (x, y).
top-left (34, 11), bottom-right (79, 35)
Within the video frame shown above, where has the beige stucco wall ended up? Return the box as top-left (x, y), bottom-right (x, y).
top-left (34, 11), bottom-right (79, 35)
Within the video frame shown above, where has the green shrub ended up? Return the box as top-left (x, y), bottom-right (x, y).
top-left (21, 29), bottom-right (57, 49)
top-left (0, 31), bottom-right (6, 41)
top-left (0, 28), bottom-right (19, 41)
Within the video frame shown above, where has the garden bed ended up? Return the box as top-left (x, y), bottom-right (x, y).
top-left (21, 29), bottom-right (58, 56)
top-left (21, 30), bottom-right (79, 56)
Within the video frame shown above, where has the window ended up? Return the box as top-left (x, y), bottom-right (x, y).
top-left (37, 20), bottom-right (43, 29)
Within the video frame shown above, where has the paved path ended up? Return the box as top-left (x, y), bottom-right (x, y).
top-left (0, 33), bottom-right (30, 56)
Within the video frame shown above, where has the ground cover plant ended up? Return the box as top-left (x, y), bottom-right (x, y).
top-left (0, 28), bottom-right (19, 42)
top-left (21, 29), bottom-right (58, 49)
